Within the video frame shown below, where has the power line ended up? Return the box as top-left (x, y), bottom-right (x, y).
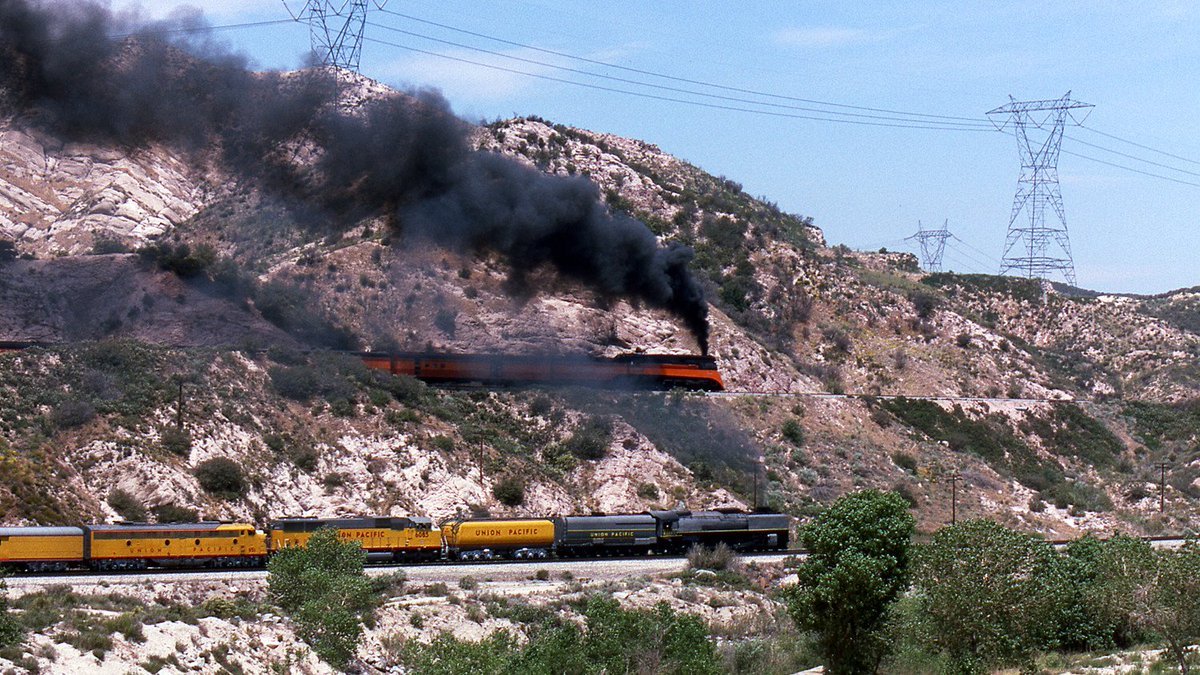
top-left (942, 242), bottom-right (995, 273)
top-left (367, 21), bottom-right (995, 130)
top-left (1061, 149), bottom-right (1200, 188)
top-left (950, 235), bottom-right (1002, 266)
top-left (114, 13), bottom-right (1200, 192)
top-left (112, 18), bottom-right (297, 39)
top-left (377, 8), bottom-right (988, 124)
top-left (1078, 125), bottom-right (1200, 167)
top-left (363, 35), bottom-right (1001, 132)
top-left (1066, 135), bottom-right (1200, 178)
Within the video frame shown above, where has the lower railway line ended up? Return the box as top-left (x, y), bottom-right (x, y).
top-left (5, 550), bottom-right (804, 587)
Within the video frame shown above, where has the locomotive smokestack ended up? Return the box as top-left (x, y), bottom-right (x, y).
top-left (0, 0), bottom-right (709, 351)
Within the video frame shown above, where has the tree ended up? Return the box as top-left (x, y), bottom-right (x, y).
top-left (1058, 534), bottom-right (1153, 651)
top-left (268, 527), bottom-right (375, 668)
top-left (1140, 541), bottom-right (1200, 674)
top-left (784, 489), bottom-right (915, 674)
top-left (912, 520), bottom-right (1067, 674)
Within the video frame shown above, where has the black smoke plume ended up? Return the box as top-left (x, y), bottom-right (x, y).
top-left (0, 0), bottom-right (709, 352)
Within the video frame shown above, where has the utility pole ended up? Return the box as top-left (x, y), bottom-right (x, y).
top-left (987, 92), bottom-right (1093, 286)
top-left (175, 377), bottom-right (186, 431)
top-left (477, 441), bottom-right (485, 486)
top-left (947, 473), bottom-right (961, 525)
top-left (905, 219), bottom-right (952, 272)
top-left (1155, 462), bottom-right (1170, 514)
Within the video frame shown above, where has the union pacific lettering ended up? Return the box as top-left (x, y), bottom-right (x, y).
top-left (473, 527), bottom-right (543, 537)
top-left (337, 530), bottom-right (389, 540)
top-left (588, 531), bottom-right (636, 539)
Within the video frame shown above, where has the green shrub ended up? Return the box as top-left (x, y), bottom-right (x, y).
top-left (269, 365), bottom-right (323, 401)
top-left (51, 399), bottom-right (96, 429)
top-left (0, 575), bottom-right (22, 649)
top-left (0, 240), bottom-right (16, 263)
top-left (434, 307), bottom-right (457, 336)
top-left (153, 503), bottom-right (199, 523)
top-left (160, 427), bottom-right (193, 456)
top-left (891, 452), bottom-right (918, 474)
top-left (268, 528), bottom-right (373, 668)
top-left (566, 416), bottom-right (613, 460)
top-left (686, 542), bottom-right (737, 572)
top-left (290, 444), bottom-right (320, 473)
top-left (909, 290), bottom-right (940, 318)
top-left (398, 596), bottom-right (720, 675)
top-left (636, 482), bottom-right (659, 500)
top-left (784, 490), bottom-right (914, 675)
top-left (781, 419), bottom-right (805, 446)
top-left (107, 488), bottom-right (146, 522)
top-left (137, 242), bottom-right (215, 278)
top-left (322, 472), bottom-right (346, 490)
top-left (194, 457), bottom-right (247, 499)
top-left (529, 395), bottom-right (554, 418)
top-left (493, 477), bottom-right (525, 506)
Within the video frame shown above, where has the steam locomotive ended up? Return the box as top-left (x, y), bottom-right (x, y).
top-left (0, 509), bottom-right (789, 572)
top-left (0, 343), bottom-right (724, 391)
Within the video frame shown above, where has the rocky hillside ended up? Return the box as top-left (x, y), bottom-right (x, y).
top-left (1, 70), bottom-right (1199, 541)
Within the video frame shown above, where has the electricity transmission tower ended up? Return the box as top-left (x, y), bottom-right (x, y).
top-left (283, 1), bottom-right (385, 75)
top-left (987, 92), bottom-right (1093, 286)
top-left (906, 219), bottom-right (952, 272)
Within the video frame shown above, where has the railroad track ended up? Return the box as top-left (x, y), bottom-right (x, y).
top-left (6, 550), bottom-right (804, 587)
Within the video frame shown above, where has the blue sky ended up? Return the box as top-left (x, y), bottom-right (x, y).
top-left (118, 1), bottom-right (1200, 294)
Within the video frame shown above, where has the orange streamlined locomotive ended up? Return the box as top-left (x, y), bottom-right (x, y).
top-left (1, 343), bottom-right (724, 391)
top-left (358, 352), bottom-right (724, 391)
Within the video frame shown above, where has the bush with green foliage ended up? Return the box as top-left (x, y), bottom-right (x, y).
top-left (912, 520), bottom-right (1066, 674)
top-left (159, 427), bottom-right (192, 457)
top-left (107, 488), bottom-right (146, 522)
top-left (400, 596), bottom-right (719, 675)
top-left (686, 542), bottom-right (737, 572)
top-left (784, 490), bottom-right (914, 674)
top-left (153, 503), bottom-right (199, 523)
top-left (51, 399), bottom-right (96, 429)
top-left (565, 415), bottom-right (614, 460)
top-left (492, 477), bottom-right (525, 506)
top-left (268, 528), bottom-right (374, 668)
top-left (136, 242), bottom-right (216, 278)
top-left (193, 457), bottom-right (247, 499)
top-left (0, 575), bottom-right (22, 650)
top-left (781, 419), bottom-right (805, 446)
top-left (1134, 541), bottom-right (1200, 674)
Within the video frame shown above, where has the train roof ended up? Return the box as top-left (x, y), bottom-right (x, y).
top-left (271, 516), bottom-right (432, 529)
top-left (86, 522), bottom-right (255, 533)
top-left (0, 526), bottom-right (84, 536)
top-left (354, 350), bottom-right (716, 366)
